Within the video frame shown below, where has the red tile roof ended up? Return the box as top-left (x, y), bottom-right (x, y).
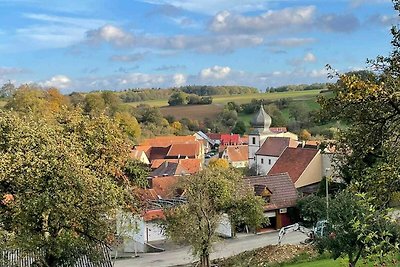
top-left (149, 146), bottom-right (171, 161)
top-left (256, 137), bottom-right (293, 157)
top-left (206, 133), bottom-right (221, 141)
top-left (141, 136), bottom-right (197, 146)
top-left (221, 134), bottom-right (240, 145)
top-left (166, 143), bottom-right (200, 158)
top-left (268, 147), bottom-right (319, 183)
top-left (151, 159), bottom-right (201, 174)
top-left (225, 145), bottom-right (248, 162)
top-left (243, 173), bottom-right (298, 211)
top-left (151, 176), bottom-right (180, 199)
top-left (142, 209), bottom-right (165, 222)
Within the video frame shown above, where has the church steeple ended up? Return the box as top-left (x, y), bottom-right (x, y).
top-left (250, 105), bottom-right (272, 134)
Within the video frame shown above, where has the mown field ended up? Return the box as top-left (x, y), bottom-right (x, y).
top-left (159, 104), bottom-right (224, 121)
top-left (129, 90), bottom-right (322, 108)
top-left (130, 90), bottom-right (322, 122)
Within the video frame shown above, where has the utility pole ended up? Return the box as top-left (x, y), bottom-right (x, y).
top-left (325, 168), bottom-right (331, 222)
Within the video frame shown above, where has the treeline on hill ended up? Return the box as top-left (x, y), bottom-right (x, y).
top-left (119, 85), bottom-right (259, 102)
top-left (267, 83), bottom-right (329, 92)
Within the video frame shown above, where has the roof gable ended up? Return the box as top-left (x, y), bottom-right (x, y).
top-left (225, 145), bottom-right (248, 162)
top-left (268, 147), bottom-right (319, 183)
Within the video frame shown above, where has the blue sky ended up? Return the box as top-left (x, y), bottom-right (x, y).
top-left (0, 0), bottom-right (398, 93)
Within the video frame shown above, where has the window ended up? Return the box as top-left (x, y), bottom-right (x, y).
top-left (268, 159), bottom-right (271, 165)
top-left (263, 195), bottom-right (271, 204)
top-left (261, 158), bottom-right (264, 164)
top-left (252, 137), bottom-right (256, 144)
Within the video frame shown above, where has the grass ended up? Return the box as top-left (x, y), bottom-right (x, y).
top-left (129, 90), bottom-right (322, 108)
top-left (159, 104), bottom-right (224, 121)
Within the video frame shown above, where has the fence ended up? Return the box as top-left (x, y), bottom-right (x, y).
top-left (0, 245), bottom-right (112, 267)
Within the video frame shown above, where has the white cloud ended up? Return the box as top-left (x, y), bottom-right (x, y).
top-left (42, 75), bottom-right (72, 89)
top-left (209, 6), bottom-right (316, 34)
top-left (85, 25), bottom-right (263, 53)
top-left (288, 52), bottom-right (317, 66)
top-left (110, 52), bottom-right (147, 62)
top-left (303, 52), bottom-right (317, 63)
top-left (200, 65), bottom-right (231, 79)
top-left (13, 13), bottom-right (111, 50)
top-left (309, 68), bottom-right (329, 78)
top-left (173, 73), bottom-right (186, 86)
top-left (267, 38), bottom-right (316, 48)
top-left (139, 0), bottom-right (270, 15)
top-left (86, 25), bottom-right (134, 47)
top-left (0, 66), bottom-right (25, 76)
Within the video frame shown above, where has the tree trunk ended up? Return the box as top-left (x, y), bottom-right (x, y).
top-left (200, 253), bottom-right (210, 267)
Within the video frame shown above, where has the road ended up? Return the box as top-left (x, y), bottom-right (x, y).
top-left (113, 231), bottom-right (307, 267)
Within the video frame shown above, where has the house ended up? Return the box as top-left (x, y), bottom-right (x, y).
top-left (151, 159), bottom-right (202, 174)
top-left (205, 133), bottom-right (242, 146)
top-left (248, 105), bottom-right (298, 170)
top-left (129, 149), bottom-right (150, 164)
top-left (150, 161), bottom-right (190, 177)
top-left (268, 147), bottom-right (323, 194)
top-left (255, 137), bottom-right (298, 175)
top-left (221, 145), bottom-right (248, 168)
top-left (243, 173), bottom-right (298, 230)
top-left (134, 135), bottom-right (204, 164)
top-left (193, 131), bottom-right (216, 152)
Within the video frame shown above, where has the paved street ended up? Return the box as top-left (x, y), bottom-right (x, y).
top-left (113, 231), bottom-right (307, 267)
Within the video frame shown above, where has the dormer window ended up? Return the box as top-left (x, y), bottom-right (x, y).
top-left (254, 184), bottom-right (272, 204)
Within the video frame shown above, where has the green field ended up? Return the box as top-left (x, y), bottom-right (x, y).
top-left (129, 90), bottom-right (322, 108)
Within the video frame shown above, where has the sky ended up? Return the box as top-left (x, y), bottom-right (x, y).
top-left (0, 0), bottom-right (398, 93)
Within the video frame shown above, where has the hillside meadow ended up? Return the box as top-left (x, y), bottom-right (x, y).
top-left (128, 90), bottom-right (323, 122)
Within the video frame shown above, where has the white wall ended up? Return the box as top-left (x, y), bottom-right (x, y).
top-left (216, 213), bottom-right (232, 238)
top-left (257, 155), bottom-right (278, 175)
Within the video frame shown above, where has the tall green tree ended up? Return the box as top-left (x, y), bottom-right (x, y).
top-left (0, 109), bottom-right (141, 267)
top-left (316, 191), bottom-right (400, 267)
top-left (162, 167), bottom-right (264, 267)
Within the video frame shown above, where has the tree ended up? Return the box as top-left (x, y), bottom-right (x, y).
top-left (168, 92), bottom-right (187, 106)
top-left (163, 167), bottom-right (264, 267)
top-left (0, 81), bottom-right (16, 98)
top-left (317, 1), bottom-right (400, 206)
top-left (316, 191), bottom-right (400, 267)
top-left (0, 109), bottom-right (142, 266)
top-left (208, 158), bottom-right (229, 169)
top-left (84, 94), bottom-right (106, 115)
top-left (114, 111), bottom-right (141, 140)
top-left (296, 195), bottom-right (327, 227)
top-left (299, 129), bottom-right (312, 141)
top-left (231, 120), bottom-right (246, 135)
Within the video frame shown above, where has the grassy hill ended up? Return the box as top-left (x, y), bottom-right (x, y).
top-left (130, 90), bottom-right (322, 122)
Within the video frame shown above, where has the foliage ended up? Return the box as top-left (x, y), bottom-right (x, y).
top-left (163, 167), bottom-right (264, 267)
top-left (208, 158), bottom-right (229, 169)
top-left (0, 109), bottom-right (142, 267)
top-left (5, 85), bottom-right (70, 117)
top-left (296, 195), bottom-right (327, 227)
top-left (231, 121), bottom-right (246, 135)
top-left (168, 92), bottom-right (188, 106)
top-left (0, 81), bottom-right (16, 98)
top-left (114, 111), bottom-right (141, 140)
top-left (299, 129), bottom-right (311, 141)
top-left (316, 190), bottom-right (400, 267)
top-left (123, 159), bottom-right (150, 188)
top-left (317, 6), bottom-right (400, 206)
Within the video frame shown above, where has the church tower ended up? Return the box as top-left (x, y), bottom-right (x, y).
top-left (248, 105), bottom-right (272, 169)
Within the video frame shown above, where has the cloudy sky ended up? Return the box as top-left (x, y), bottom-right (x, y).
top-left (0, 0), bottom-right (398, 93)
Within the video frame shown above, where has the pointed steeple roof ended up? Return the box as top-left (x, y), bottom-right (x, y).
top-left (250, 105), bottom-right (272, 134)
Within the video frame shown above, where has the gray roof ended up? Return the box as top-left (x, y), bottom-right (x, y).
top-left (250, 105), bottom-right (272, 134)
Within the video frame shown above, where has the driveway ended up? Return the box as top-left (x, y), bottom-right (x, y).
top-left (113, 231), bottom-right (307, 267)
